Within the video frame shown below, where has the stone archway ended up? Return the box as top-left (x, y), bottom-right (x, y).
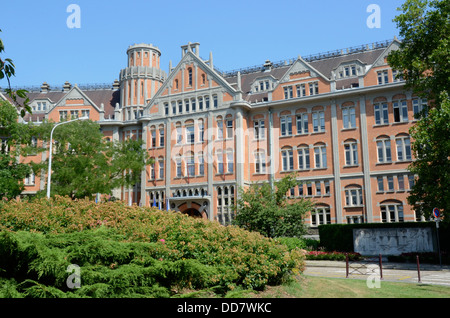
top-left (183, 208), bottom-right (202, 218)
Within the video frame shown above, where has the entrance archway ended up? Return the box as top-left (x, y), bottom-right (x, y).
top-left (183, 208), bottom-right (202, 218)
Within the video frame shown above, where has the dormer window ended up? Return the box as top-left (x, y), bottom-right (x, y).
top-left (338, 63), bottom-right (359, 79)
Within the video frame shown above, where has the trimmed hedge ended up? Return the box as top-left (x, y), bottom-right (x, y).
top-left (318, 222), bottom-right (447, 253)
top-left (0, 196), bottom-right (306, 297)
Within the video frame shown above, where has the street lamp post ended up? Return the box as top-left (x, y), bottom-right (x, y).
top-left (46, 117), bottom-right (89, 198)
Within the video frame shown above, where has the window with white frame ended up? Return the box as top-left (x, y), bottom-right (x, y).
top-left (164, 103), bottom-right (169, 115)
top-left (198, 120), bottom-right (204, 142)
top-left (296, 84), bottom-right (306, 97)
top-left (284, 86), bottom-right (293, 99)
top-left (217, 120), bottom-right (223, 140)
top-left (70, 109), bottom-right (79, 119)
top-left (392, 70), bottom-right (404, 82)
top-left (25, 172), bottom-right (35, 186)
top-left (408, 174), bottom-right (415, 190)
top-left (312, 111), bottom-right (325, 132)
top-left (159, 128), bottom-right (164, 147)
top-left (254, 150), bottom-right (267, 173)
top-left (376, 137), bottom-right (392, 163)
top-left (172, 102), bottom-right (177, 114)
top-left (342, 106), bottom-right (356, 129)
top-left (149, 160), bottom-right (155, 180)
top-left (387, 175), bottom-right (395, 191)
top-left (186, 153), bottom-right (195, 177)
top-left (377, 70), bottom-right (389, 85)
top-left (345, 187), bottom-right (363, 207)
top-left (59, 111), bottom-right (68, 121)
top-left (309, 82), bottom-right (319, 95)
top-left (377, 176), bottom-right (384, 192)
top-left (150, 129), bottom-right (156, 148)
top-left (296, 113), bottom-right (308, 134)
top-left (158, 158), bottom-right (164, 179)
top-left (393, 100), bottom-right (408, 123)
top-left (226, 119), bottom-right (233, 139)
top-left (344, 140), bottom-right (358, 166)
top-left (226, 149), bottom-right (234, 173)
top-left (186, 125), bottom-right (195, 144)
top-left (311, 206), bottom-right (331, 226)
top-left (205, 96), bottom-right (210, 109)
top-left (281, 148), bottom-right (294, 171)
top-left (191, 98), bottom-right (196, 111)
top-left (198, 97), bottom-right (203, 110)
top-left (185, 99), bottom-right (190, 112)
top-left (396, 135), bottom-right (412, 161)
top-left (176, 156), bottom-right (182, 177)
top-left (176, 124), bottom-right (182, 144)
top-left (315, 181), bottom-right (321, 196)
top-left (397, 174), bottom-right (405, 191)
top-left (374, 102), bottom-right (389, 125)
top-left (381, 202), bottom-right (404, 223)
top-left (297, 146), bottom-right (310, 170)
top-left (324, 180), bottom-right (330, 195)
top-left (314, 144), bottom-right (327, 168)
top-left (217, 150), bottom-right (224, 174)
top-left (280, 115), bottom-right (292, 136)
top-left (213, 95), bottom-right (218, 108)
top-left (412, 98), bottom-right (428, 119)
top-left (254, 119), bottom-right (265, 140)
top-left (198, 153), bottom-right (205, 176)
top-left (178, 100), bottom-right (183, 113)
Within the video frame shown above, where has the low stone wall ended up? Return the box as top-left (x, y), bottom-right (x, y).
top-left (353, 227), bottom-right (435, 256)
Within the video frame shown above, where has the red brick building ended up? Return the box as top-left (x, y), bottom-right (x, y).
top-left (4, 38), bottom-right (427, 228)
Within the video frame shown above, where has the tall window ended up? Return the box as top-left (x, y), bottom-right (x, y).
top-left (191, 98), bottom-right (196, 111)
top-left (393, 100), bottom-right (408, 123)
top-left (345, 187), bottom-right (363, 206)
top-left (185, 99), bottom-right (190, 112)
top-left (312, 111), bottom-right (325, 132)
top-left (176, 124), bottom-right (182, 144)
top-left (176, 157), bottom-right (182, 177)
top-left (213, 95), bottom-right (218, 108)
top-left (311, 206), bottom-right (331, 226)
top-left (281, 148), bottom-right (294, 171)
top-left (255, 150), bottom-right (266, 173)
top-left (396, 135), bottom-right (412, 161)
top-left (374, 102), bottom-right (389, 125)
top-left (158, 158), bottom-right (164, 179)
top-left (151, 129), bottom-right (156, 148)
top-left (254, 119), bottom-right (265, 140)
top-left (25, 172), bottom-right (35, 186)
top-left (186, 125), bottom-right (195, 144)
top-left (381, 202), bottom-right (404, 223)
top-left (280, 115), bottom-right (292, 136)
top-left (217, 120), bottom-right (223, 140)
top-left (309, 82), bottom-right (319, 95)
top-left (297, 146), bottom-right (310, 170)
top-left (217, 150), bottom-right (224, 174)
top-left (178, 101), bottom-right (183, 113)
top-left (159, 128), bottom-right (164, 147)
top-left (377, 176), bottom-right (384, 192)
top-left (172, 102), bottom-right (177, 114)
top-left (376, 137), bottom-right (392, 163)
top-left (296, 113), bottom-right (308, 134)
top-left (413, 98), bottom-right (428, 119)
top-left (186, 153), bottom-right (195, 177)
top-left (377, 70), bottom-right (389, 85)
top-left (188, 68), bottom-right (193, 86)
top-left (342, 106), bottom-right (356, 129)
top-left (59, 111), bottom-right (68, 121)
top-left (198, 120), bottom-right (204, 142)
top-left (198, 153), bottom-right (205, 176)
top-left (226, 119), bottom-right (233, 139)
top-left (344, 140), bottom-right (358, 166)
top-left (198, 97), bottom-right (203, 110)
top-left (314, 144), bottom-right (327, 168)
top-left (296, 84), bottom-right (306, 97)
top-left (226, 149), bottom-right (234, 173)
top-left (284, 86), bottom-right (293, 99)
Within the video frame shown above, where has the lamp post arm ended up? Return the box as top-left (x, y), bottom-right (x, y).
top-left (45, 117), bottom-right (88, 199)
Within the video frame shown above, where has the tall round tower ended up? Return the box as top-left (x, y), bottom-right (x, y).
top-left (119, 43), bottom-right (166, 121)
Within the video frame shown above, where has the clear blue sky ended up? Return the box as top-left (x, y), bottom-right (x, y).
top-left (1, 0), bottom-right (405, 88)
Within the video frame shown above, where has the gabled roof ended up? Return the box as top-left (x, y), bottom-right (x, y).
top-left (145, 46), bottom-right (237, 112)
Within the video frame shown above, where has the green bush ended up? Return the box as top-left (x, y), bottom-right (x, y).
top-left (0, 196), bottom-right (306, 297)
top-left (275, 237), bottom-right (320, 251)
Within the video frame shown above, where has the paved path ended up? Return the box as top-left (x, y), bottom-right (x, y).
top-left (304, 260), bottom-right (450, 286)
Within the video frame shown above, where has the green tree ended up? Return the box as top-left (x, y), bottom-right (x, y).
top-left (387, 0), bottom-right (450, 221)
top-left (36, 120), bottom-right (153, 200)
top-left (0, 101), bottom-right (33, 199)
top-left (233, 174), bottom-right (314, 238)
top-left (408, 92), bottom-right (450, 221)
top-left (0, 29), bottom-right (31, 116)
top-left (387, 0), bottom-right (450, 107)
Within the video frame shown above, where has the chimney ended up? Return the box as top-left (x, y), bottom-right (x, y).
top-left (63, 81), bottom-right (72, 92)
top-left (263, 60), bottom-right (273, 72)
top-left (112, 79), bottom-right (120, 90)
top-left (41, 82), bottom-right (50, 93)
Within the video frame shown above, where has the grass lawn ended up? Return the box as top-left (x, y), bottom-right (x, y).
top-left (249, 275), bottom-right (450, 298)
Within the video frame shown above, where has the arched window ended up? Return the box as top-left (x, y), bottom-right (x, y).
top-left (380, 200), bottom-right (404, 223)
top-left (376, 135), bottom-right (392, 163)
top-left (297, 144), bottom-right (310, 170)
top-left (313, 143), bottom-right (327, 168)
top-left (344, 139), bottom-right (358, 166)
top-left (281, 147), bottom-right (294, 171)
top-left (344, 185), bottom-right (363, 207)
top-left (395, 134), bottom-right (411, 161)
